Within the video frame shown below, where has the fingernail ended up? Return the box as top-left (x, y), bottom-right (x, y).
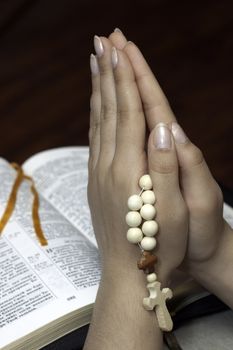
top-left (154, 123), bottom-right (171, 149)
top-left (171, 122), bottom-right (188, 144)
top-left (111, 47), bottom-right (118, 68)
top-left (114, 27), bottom-right (122, 33)
top-left (90, 54), bottom-right (99, 75)
top-left (94, 35), bottom-right (104, 57)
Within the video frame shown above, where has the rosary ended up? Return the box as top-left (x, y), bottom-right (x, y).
top-left (126, 174), bottom-right (173, 332)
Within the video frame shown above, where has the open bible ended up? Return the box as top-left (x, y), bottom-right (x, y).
top-left (0, 147), bottom-right (101, 350)
top-left (0, 146), bottom-right (233, 350)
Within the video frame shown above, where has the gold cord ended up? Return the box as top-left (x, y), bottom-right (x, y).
top-left (0, 163), bottom-right (48, 246)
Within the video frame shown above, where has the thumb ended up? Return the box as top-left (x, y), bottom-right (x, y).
top-left (148, 123), bottom-right (180, 198)
top-left (170, 122), bottom-right (223, 207)
top-left (147, 123), bottom-right (188, 276)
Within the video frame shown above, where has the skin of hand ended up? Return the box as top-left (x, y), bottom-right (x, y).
top-left (85, 35), bottom-right (189, 349)
top-left (88, 35), bottom-right (189, 281)
top-left (108, 29), bottom-right (233, 308)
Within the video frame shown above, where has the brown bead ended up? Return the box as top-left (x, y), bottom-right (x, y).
top-left (137, 251), bottom-right (157, 273)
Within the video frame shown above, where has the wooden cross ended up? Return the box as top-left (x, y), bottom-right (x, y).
top-left (143, 280), bottom-right (173, 331)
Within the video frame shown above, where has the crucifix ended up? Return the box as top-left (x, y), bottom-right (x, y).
top-left (143, 280), bottom-right (173, 332)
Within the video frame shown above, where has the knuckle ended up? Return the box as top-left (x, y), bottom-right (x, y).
top-left (114, 69), bottom-right (135, 85)
top-left (99, 61), bottom-right (111, 76)
top-left (101, 102), bottom-right (116, 122)
top-left (90, 115), bottom-right (100, 133)
top-left (129, 104), bottom-right (144, 116)
top-left (117, 108), bottom-right (131, 126)
top-left (90, 92), bottom-right (100, 114)
top-left (95, 164), bottom-right (105, 187)
top-left (87, 157), bottom-right (95, 182)
top-left (188, 145), bottom-right (204, 167)
top-left (152, 158), bottom-right (177, 175)
top-left (136, 71), bottom-right (150, 86)
top-left (113, 70), bottom-right (123, 85)
top-left (90, 94), bottom-right (96, 110)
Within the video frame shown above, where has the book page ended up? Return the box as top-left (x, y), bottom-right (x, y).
top-left (0, 158), bottom-right (101, 348)
top-left (23, 147), bottom-right (97, 248)
top-left (223, 203), bottom-right (233, 227)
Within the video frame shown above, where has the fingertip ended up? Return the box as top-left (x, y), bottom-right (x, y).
top-left (90, 53), bottom-right (99, 76)
top-left (99, 36), bottom-right (112, 49)
top-left (111, 48), bottom-right (135, 80)
top-left (114, 27), bottom-right (123, 34)
top-left (170, 122), bottom-right (205, 170)
top-left (108, 28), bottom-right (128, 49)
top-left (171, 122), bottom-right (189, 145)
top-left (123, 41), bottom-right (142, 60)
top-left (94, 36), bottom-right (112, 54)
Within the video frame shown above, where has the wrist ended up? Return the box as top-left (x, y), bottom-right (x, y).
top-left (87, 256), bottom-right (165, 350)
top-left (101, 253), bottom-right (173, 289)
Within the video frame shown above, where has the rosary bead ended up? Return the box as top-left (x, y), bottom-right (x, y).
top-left (127, 194), bottom-right (143, 211)
top-left (142, 220), bottom-right (159, 237)
top-left (141, 237), bottom-right (157, 250)
top-left (141, 190), bottom-right (156, 205)
top-left (139, 174), bottom-right (153, 190)
top-left (126, 228), bottom-right (143, 244)
top-left (140, 204), bottom-right (156, 220)
top-left (137, 251), bottom-right (157, 272)
top-left (126, 211), bottom-right (142, 227)
top-left (147, 273), bottom-right (157, 283)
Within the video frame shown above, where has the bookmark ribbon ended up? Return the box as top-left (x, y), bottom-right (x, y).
top-left (0, 163), bottom-right (48, 246)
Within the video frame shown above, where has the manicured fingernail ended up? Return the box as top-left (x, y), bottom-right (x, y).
top-left (171, 122), bottom-right (188, 144)
top-left (90, 54), bottom-right (99, 75)
top-left (114, 28), bottom-right (122, 33)
top-left (154, 123), bottom-right (171, 149)
top-left (94, 35), bottom-right (104, 57)
top-left (111, 47), bottom-right (118, 68)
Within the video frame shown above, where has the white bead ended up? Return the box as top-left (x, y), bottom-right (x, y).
top-left (125, 211), bottom-right (142, 227)
top-left (126, 228), bottom-right (143, 244)
top-left (141, 237), bottom-right (157, 250)
top-left (141, 190), bottom-right (156, 205)
top-left (139, 174), bottom-right (153, 190)
top-left (140, 204), bottom-right (156, 220)
top-left (147, 273), bottom-right (157, 283)
top-left (142, 220), bottom-right (159, 237)
top-left (127, 194), bottom-right (143, 211)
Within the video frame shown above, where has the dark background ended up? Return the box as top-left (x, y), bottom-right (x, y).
top-left (0, 0), bottom-right (232, 188)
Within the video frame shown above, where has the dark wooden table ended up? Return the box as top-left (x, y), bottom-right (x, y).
top-left (0, 0), bottom-right (232, 188)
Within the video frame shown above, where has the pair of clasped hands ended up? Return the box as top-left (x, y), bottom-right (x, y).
top-left (85, 29), bottom-right (233, 350)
